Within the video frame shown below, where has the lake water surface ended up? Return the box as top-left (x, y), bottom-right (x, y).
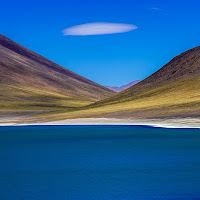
top-left (0, 125), bottom-right (200, 200)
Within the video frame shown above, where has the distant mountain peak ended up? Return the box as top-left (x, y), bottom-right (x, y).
top-left (105, 80), bottom-right (140, 92)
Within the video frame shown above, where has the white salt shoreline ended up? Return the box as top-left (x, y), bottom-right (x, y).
top-left (0, 118), bottom-right (200, 129)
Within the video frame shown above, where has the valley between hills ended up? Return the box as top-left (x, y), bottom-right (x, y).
top-left (0, 34), bottom-right (200, 126)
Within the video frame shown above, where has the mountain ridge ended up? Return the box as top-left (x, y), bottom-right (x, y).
top-left (0, 34), bottom-right (115, 110)
top-left (94, 45), bottom-right (200, 106)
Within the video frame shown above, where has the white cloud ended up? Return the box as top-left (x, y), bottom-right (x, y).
top-left (63, 22), bottom-right (138, 36)
top-left (151, 7), bottom-right (162, 11)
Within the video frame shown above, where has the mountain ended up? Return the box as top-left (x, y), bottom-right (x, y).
top-left (0, 34), bottom-right (115, 111)
top-left (90, 45), bottom-right (200, 118)
top-left (42, 45), bottom-right (200, 120)
top-left (97, 46), bottom-right (200, 105)
top-left (105, 80), bottom-right (140, 92)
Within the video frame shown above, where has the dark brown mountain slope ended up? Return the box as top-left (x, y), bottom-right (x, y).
top-left (94, 45), bottom-right (200, 106)
top-left (0, 34), bottom-right (115, 110)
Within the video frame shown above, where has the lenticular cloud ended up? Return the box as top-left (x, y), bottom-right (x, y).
top-left (63, 22), bottom-right (138, 36)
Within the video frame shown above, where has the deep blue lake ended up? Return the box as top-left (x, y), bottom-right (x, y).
top-left (0, 125), bottom-right (200, 200)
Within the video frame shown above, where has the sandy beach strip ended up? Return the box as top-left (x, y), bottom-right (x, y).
top-left (1, 117), bottom-right (200, 128)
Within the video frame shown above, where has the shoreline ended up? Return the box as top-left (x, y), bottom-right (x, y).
top-left (0, 117), bottom-right (200, 129)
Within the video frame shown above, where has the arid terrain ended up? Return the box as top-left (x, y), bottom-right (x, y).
top-left (0, 34), bottom-right (115, 111)
top-left (0, 34), bottom-right (200, 127)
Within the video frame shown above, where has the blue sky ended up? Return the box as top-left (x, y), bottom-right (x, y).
top-left (1, 0), bottom-right (200, 86)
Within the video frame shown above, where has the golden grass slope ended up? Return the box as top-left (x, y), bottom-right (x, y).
top-left (32, 75), bottom-right (200, 121)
